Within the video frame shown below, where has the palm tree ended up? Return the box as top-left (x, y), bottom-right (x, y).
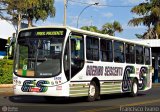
top-left (102, 21), bottom-right (123, 36)
top-left (80, 21), bottom-right (123, 36)
top-left (80, 26), bottom-right (100, 33)
top-left (128, 0), bottom-right (160, 39)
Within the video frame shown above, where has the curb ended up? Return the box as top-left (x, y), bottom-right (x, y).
top-left (0, 84), bottom-right (13, 88)
top-left (152, 83), bottom-right (160, 86)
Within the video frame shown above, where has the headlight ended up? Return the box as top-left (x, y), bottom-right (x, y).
top-left (51, 81), bottom-right (54, 85)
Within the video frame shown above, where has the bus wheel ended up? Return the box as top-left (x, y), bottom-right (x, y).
top-left (87, 81), bottom-right (99, 102)
top-left (130, 79), bottom-right (138, 97)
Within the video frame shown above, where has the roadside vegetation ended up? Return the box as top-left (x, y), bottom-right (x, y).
top-left (0, 59), bottom-right (13, 84)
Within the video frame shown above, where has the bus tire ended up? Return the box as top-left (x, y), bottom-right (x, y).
top-left (87, 81), bottom-right (99, 102)
top-left (130, 79), bottom-right (138, 97)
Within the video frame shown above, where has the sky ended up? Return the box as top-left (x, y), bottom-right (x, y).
top-left (0, 19), bottom-right (16, 39)
top-left (0, 0), bottom-right (147, 39)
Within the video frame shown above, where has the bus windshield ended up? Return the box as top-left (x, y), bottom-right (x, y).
top-left (14, 28), bottom-right (66, 78)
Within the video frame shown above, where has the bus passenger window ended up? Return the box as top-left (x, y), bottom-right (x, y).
top-left (136, 45), bottom-right (144, 64)
top-left (125, 43), bottom-right (135, 64)
top-left (100, 39), bottom-right (113, 62)
top-left (114, 41), bottom-right (124, 63)
top-left (144, 47), bottom-right (150, 65)
top-left (86, 36), bottom-right (99, 61)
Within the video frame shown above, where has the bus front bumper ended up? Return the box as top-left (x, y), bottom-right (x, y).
top-left (13, 84), bottom-right (69, 97)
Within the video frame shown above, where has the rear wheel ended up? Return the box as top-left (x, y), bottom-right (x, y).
top-left (87, 81), bottom-right (99, 102)
top-left (130, 79), bottom-right (138, 97)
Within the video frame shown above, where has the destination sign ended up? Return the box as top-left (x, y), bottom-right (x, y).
top-left (36, 31), bottom-right (64, 36)
top-left (19, 28), bottom-right (66, 38)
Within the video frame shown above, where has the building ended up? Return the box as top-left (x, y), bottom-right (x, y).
top-left (141, 39), bottom-right (160, 83)
top-left (0, 19), bottom-right (15, 39)
top-left (0, 19), bottom-right (29, 59)
top-left (0, 19), bottom-right (15, 58)
top-left (0, 38), bottom-right (7, 59)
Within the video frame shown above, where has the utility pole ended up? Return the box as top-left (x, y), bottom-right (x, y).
top-left (17, 13), bottom-right (22, 33)
top-left (91, 16), bottom-right (93, 26)
top-left (63, 0), bottom-right (67, 26)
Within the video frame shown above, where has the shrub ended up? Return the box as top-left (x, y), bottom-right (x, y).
top-left (0, 59), bottom-right (13, 84)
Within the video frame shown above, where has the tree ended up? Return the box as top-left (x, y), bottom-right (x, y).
top-left (135, 34), bottom-right (143, 39)
top-left (0, 1), bottom-right (8, 20)
top-left (0, 0), bottom-right (55, 28)
top-left (101, 21), bottom-right (123, 36)
top-left (128, 0), bottom-right (160, 39)
top-left (80, 21), bottom-right (123, 36)
top-left (81, 26), bottom-right (100, 33)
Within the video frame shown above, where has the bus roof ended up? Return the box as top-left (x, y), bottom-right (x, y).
top-left (19, 25), bottom-right (150, 47)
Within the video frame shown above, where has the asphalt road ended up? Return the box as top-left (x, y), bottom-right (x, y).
top-left (0, 86), bottom-right (160, 112)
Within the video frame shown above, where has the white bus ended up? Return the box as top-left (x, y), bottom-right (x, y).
top-left (13, 26), bottom-right (152, 101)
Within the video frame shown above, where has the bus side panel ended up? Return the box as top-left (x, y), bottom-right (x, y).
top-left (69, 62), bottom-right (152, 96)
top-left (70, 62), bottom-right (125, 96)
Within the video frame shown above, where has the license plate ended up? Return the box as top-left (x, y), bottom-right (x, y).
top-left (30, 88), bottom-right (40, 92)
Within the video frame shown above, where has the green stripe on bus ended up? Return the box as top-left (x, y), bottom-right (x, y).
top-left (70, 93), bottom-right (88, 97)
top-left (70, 86), bottom-right (89, 90)
top-left (101, 84), bottom-right (121, 87)
top-left (101, 87), bottom-right (121, 91)
top-left (101, 90), bottom-right (121, 94)
top-left (70, 90), bottom-right (88, 94)
top-left (101, 83), bottom-right (121, 85)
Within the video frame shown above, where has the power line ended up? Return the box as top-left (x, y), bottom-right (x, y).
top-left (68, 0), bottom-right (90, 5)
top-left (68, 0), bottom-right (134, 7)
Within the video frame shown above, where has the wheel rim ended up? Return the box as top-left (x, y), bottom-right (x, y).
top-left (133, 82), bottom-right (138, 94)
top-left (89, 85), bottom-right (95, 97)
